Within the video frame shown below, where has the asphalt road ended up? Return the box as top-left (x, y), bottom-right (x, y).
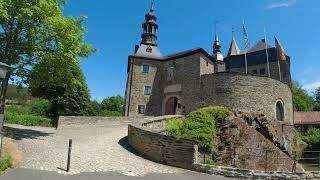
top-left (1, 168), bottom-right (232, 180)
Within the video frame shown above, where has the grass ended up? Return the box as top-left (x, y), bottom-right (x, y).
top-left (0, 158), bottom-right (12, 174)
top-left (303, 165), bottom-right (320, 172)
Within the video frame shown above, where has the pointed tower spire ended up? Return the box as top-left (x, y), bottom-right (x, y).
top-left (227, 38), bottom-right (240, 57)
top-left (140, 0), bottom-right (158, 46)
top-left (150, 0), bottom-right (154, 11)
top-left (213, 32), bottom-right (224, 61)
top-left (134, 0), bottom-right (162, 59)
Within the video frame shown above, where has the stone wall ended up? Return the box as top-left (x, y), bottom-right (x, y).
top-left (127, 116), bottom-right (318, 179)
top-left (128, 124), bottom-right (198, 169)
top-left (57, 116), bottom-right (149, 129)
top-left (200, 72), bottom-right (293, 124)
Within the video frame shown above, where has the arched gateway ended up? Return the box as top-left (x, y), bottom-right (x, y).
top-left (163, 96), bottom-right (182, 115)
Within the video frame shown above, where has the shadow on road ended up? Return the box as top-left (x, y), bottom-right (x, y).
top-left (4, 126), bottom-right (54, 140)
top-left (118, 136), bottom-right (144, 158)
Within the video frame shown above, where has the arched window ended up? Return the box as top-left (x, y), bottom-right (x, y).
top-left (276, 101), bottom-right (284, 121)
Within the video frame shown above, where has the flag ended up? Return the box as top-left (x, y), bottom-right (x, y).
top-left (275, 37), bottom-right (287, 61)
top-left (242, 21), bottom-right (250, 49)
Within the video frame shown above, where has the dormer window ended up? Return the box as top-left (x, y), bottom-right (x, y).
top-left (146, 46), bottom-right (152, 53)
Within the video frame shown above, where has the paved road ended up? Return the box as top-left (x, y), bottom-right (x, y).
top-left (5, 122), bottom-right (187, 176)
top-left (1, 168), bottom-right (230, 180)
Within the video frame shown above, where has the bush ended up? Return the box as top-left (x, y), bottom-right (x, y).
top-left (30, 99), bottom-right (52, 117)
top-left (302, 128), bottom-right (320, 151)
top-left (165, 118), bottom-right (184, 137)
top-left (4, 111), bottom-right (52, 127)
top-left (5, 105), bottom-right (32, 115)
top-left (166, 106), bottom-right (230, 158)
top-left (0, 158), bottom-right (11, 174)
top-left (99, 110), bottom-right (122, 117)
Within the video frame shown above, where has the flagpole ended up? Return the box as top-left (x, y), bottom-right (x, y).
top-left (275, 36), bottom-right (282, 81)
top-left (264, 28), bottom-right (270, 77)
top-left (242, 20), bottom-right (249, 74)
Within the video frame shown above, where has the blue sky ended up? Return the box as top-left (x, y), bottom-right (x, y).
top-left (63, 0), bottom-right (320, 101)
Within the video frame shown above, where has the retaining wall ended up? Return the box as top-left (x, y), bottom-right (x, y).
top-left (127, 117), bottom-right (320, 179)
top-left (128, 124), bottom-right (198, 169)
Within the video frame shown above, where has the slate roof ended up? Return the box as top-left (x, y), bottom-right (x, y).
top-left (227, 38), bottom-right (241, 56)
top-left (294, 112), bottom-right (320, 125)
top-left (134, 44), bottom-right (164, 59)
top-left (247, 40), bottom-right (272, 53)
top-left (131, 47), bottom-right (215, 62)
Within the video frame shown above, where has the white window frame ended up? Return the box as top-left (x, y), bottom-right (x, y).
top-left (142, 63), bottom-right (151, 74)
top-left (144, 86), bottom-right (152, 95)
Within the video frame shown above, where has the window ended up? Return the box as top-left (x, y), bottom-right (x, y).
top-left (138, 105), bottom-right (145, 114)
top-left (252, 69), bottom-right (258, 75)
top-left (206, 61), bottom-right (209, 66)
top-left (144, 86), bottom-right (152, 95)
top-left (276, 101), bottom-right (284, 121)
top-left (146, 46), bottom-right (152, 53)
top-left (260, 68), bottom-right (266, 75)
top-left (142, 64), bottom-right (150, 73)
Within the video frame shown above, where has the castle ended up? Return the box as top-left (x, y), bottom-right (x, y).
top-left (124, 2), bottom-right (293, 125)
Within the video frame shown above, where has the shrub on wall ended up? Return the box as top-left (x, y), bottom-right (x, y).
top-left (166, 106), bottom-right (230, 159)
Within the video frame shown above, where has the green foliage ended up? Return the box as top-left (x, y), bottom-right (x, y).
top-left (165, 118), bottom-right (184, 137)
top-left (98, 110), bottom-right (122, 117)
top-left (0, 158), bottom-right (11, 174)
top-left (101, 95), bottom-right (123, 113)
top-left (302, 128), bottom-right (320, 151)
top-left (166, 107), bottom-right (230, 158)
top-left (314, 87), bottom-right (320, 111)
top-left (5, 105), bottom-right (31, 115)
top-left (6, 85), bottom-right (32, 105)
top-left (29, 60), bottom-right (91, 117)
top-left (5, 111), bottom-right (52, 127)
top-left (292, 81), bottom-right (313, 112)
top-left (30, 99), bottom-right (51, 117)
top-left (0, 0), bottom-right (96, 81)
top-left (0, 0), bottom-right (95, 117)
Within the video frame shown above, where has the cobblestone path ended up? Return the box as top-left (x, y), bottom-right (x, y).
top-left (5, 121), bottom-right (187, 176)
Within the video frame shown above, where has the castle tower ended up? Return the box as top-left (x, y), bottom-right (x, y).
top-left (213, 32), bottom-right (224, 61)
top-left (134, 0), bottom-right (163, 59)
top-left (227, 38), bottom-right (240, 57)
top-left (212, 32), bottom-right (225, 72)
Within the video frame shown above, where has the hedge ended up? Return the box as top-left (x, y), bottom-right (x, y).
top-left (4, 111), bottom-right (52, 127)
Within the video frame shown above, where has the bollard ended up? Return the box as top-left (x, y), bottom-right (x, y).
top-left (67, 139), bottom-right (72, 172)
top-left (264, 150), bottom-right (268, 171)
top-left (292, 151), bottom-right (297, 173)
top-left (233, 146), bottom-right (236, 167)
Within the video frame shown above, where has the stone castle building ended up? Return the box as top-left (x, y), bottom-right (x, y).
top-left (124, 2), bottom-right (293, 124)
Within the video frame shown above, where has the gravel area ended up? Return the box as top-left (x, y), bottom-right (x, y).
top-left (5, 121), bottom-right (187, 176)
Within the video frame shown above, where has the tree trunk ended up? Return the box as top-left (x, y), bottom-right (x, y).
top-left (0, 72), bottom-right (10, 114)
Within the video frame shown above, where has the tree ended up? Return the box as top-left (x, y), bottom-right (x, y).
top-left (29, 58), bottom-right (91, 118)
top-left (313, 87), bottom-right (320, 111)
top-left (101, 95), bottom-right (123, 113)
top-left (0, 0), bottom-right (95, 113)
top-left (292, 81), bottom-right (313, 112)
top-left (302, 128), bottom-right (320, 151)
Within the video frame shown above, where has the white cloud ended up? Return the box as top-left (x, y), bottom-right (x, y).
top-left (303, 81), bottom-right (320, 92)
top-left (265, 0), bottom-right (297, 10)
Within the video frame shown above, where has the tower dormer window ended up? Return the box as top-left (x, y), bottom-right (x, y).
top-left (146, 46), bottom-right (152, 53)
